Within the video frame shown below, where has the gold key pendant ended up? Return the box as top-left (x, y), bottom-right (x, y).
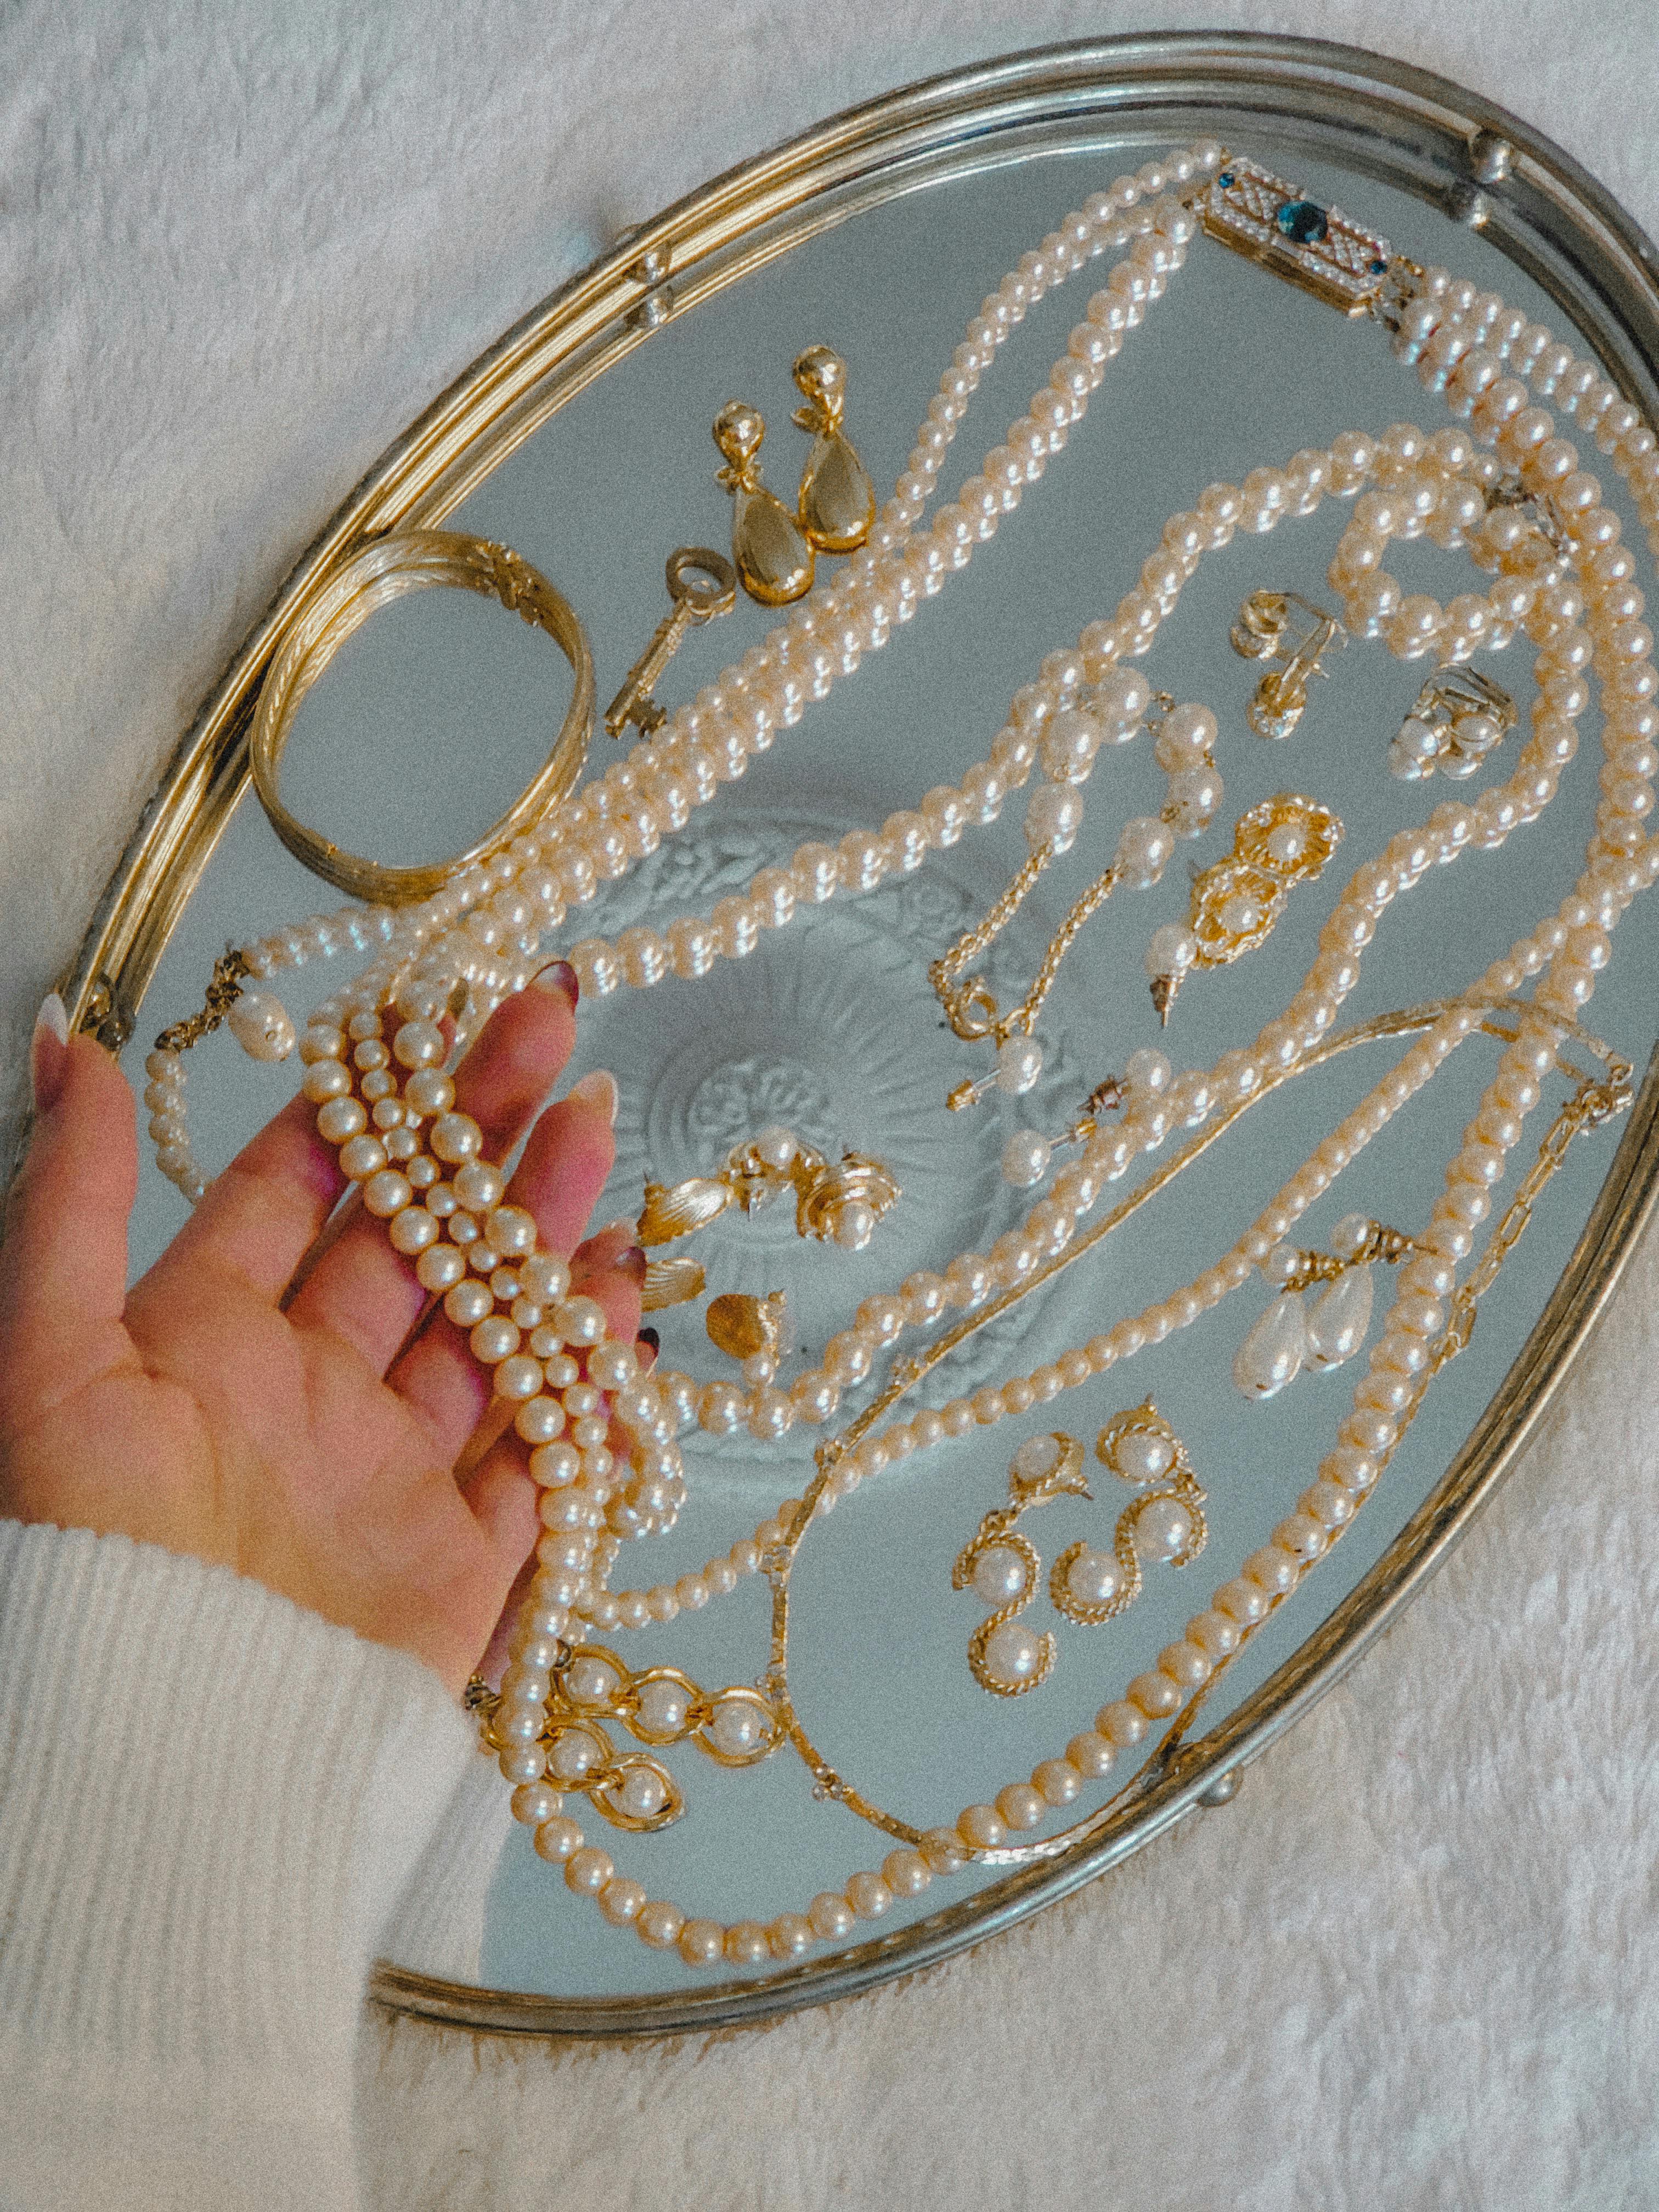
top-left (604, 546), bottom-right (738, 737)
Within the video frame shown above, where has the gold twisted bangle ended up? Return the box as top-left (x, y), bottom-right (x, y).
top-left (249, 529), bottom-right (594, 904)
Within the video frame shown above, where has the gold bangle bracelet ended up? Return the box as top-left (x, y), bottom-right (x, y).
top-left (249, 529), bottom-right (594, 904)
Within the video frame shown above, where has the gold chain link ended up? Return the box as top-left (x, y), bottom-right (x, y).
top-left (152, 948), bottom-right (252, 1054)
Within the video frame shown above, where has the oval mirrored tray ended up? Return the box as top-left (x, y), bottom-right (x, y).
top-left (63, 33), bottom-right (1659, 2034)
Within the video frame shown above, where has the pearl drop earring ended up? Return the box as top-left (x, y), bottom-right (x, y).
top-left (1232, 1213), bottom-right (1417, 1401)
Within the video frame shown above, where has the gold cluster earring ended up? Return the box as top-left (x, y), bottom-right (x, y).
top-left (1231, 589), bottom-right (1346, 739)
top-left (636, 1122), bottom-right (900, 1314)
top-left (713, 346), bottom-right (873, 606)
top-left (1146, 792), bottom-right (1344, 1021)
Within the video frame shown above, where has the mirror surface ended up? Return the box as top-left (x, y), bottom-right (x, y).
top-left (121, 71), bottom-right (1659, 2021)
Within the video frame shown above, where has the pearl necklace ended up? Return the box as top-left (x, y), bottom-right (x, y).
top-left (142, 140), bottom-right (1659, 1971)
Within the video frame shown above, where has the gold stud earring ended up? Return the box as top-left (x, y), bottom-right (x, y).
top-left (712, 400), bottom-right (815, 606)
top-left (791, 345), bottom-right (875, 554)
top-left (1049, 1401), bottom-right (1206, 1624)
top-left (1147, 792), bottom-right (1343, 1022)
top-left (1389, 668), bottom-right (1516, 781)
top-left (953, 1432), bottom-right (1090, 1696)
top-left (1231, 589), bottom-right (1346, 739)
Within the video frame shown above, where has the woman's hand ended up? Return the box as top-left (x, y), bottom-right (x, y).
top-left (0, 967), bottom-right (640, 1695)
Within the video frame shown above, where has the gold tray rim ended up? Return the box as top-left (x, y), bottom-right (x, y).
top-left (58, 28), bottom-right (1659, 2036)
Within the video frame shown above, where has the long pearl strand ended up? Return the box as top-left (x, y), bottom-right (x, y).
top-left (479, 278), bottom-right (1659, 1965)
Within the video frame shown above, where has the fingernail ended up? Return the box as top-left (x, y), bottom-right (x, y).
top-left (599, 1216), bottom-right (635, 1240)
top-left (617, 1244), bottom-right (647, 1283)
top-left (30, 993), bottom-right (70, 1114)
top-left (531, 960), bottom-right (579, 1008)
top-left (636, 1327), bottom-right (659, 1366)
top-left (569, 1069), bottom-right (619, 1126)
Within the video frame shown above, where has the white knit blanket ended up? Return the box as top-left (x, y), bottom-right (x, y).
top-left (5, 4), bottom-right (1657, 2205)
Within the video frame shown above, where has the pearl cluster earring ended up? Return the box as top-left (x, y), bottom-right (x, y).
top-left (1390, 667), bottom-right (1518, 780)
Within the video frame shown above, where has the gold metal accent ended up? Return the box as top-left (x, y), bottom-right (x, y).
top-left (1049, 1400), bottom-right (1207, 1626)
top-left (1199, 155), bottom-right (1395, 317)
top-left (1271, 1220), bottom-right (1417, 1294)
top-left (952, 1434), bottom-right (1090, 1696)
top-left (713, 400), bottom-right (815, 605)
top-left (637, 1176), bottom-right (733, 1246)
top-left (706, 1289), bottom-right (787, 1362)
top-left (249, 530), bottom-right (594, 904)
top-left (640, 1255), bottom-right (707, 1312)
top-left (1231, 590), bottom-right (1346, 739)
top-left (791, 345), bottom-right (876, 553)
top-left (604, 546), bottom-right (737, 737)
top-left (153, 947), bottom-right (252, 1054)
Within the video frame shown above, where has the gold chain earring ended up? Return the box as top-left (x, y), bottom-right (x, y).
top-left (791, 345), bottom-right (876, 554)
top-left (1231, 589), bottom-right (1346, 738)
top-left (712, 401), bottom-right (814, 606)
top-left (1049, 1401), bottom-right (1206, 1624)
top-left (1146, 792), bottom-right (1343, 1022)
top-left (953, 1433), bottom-right (1091, 1696)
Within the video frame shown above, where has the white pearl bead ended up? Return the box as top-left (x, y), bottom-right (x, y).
top-left (1233, 1292), bottom-right (1307, 1400)
top-left (972, 1544), bottom-right (1029, 1604)
top-left (1305, 1266), bottom-right (1374, 1368)
top-left (1025, 780), bottom-right (1084, 854)
top-left (982, 1618), bottom-right (1044, 1686)
top-left (1109, 1426), bottom-right (1176, 1483)
top-left (1124, 1046), bottom-right (1171, 1093)
top-left (1065, 1547), bottom-right (1122, 1607)
top-left (995, 1035), bottom-right (1044, 1093)
top-left (707, 1699), bottom-right (768, 1758)
top-left (227, 991), bottom-right (296, 1061)
top-left (1001, 1127), bottom-right (1052, 1187)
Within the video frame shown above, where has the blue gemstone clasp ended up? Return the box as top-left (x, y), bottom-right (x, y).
top-left (1276, 199), bottom-right (1329, 245)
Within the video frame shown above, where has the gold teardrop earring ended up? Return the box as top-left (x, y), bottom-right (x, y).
top-left (712, 400), bottom-right (814, 607)
top-left (791, 345), bottom-right (875, 555)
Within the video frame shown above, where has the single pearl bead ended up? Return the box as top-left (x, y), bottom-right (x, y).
top-left (982, 1618), bottom-right (1044, 1686)
top-left (1232, 1292), bottom-right (1307, 1399)
top-left (228, 991), bottom-right (296, 1061)
top-left (995, 1035), bottom-right (1044, 1093)
top-left (707, 1699), bottom-right (768, 1758)
top-left (1025, 780), bottom-right (1084, 853)
top-left (1109, 1425), bottom-right (1175, 1483)
top-left (1001, 1127), bottom-right (1052, 1188)
top-left (1065, 1546), bottom-right (1122, 1607)
top-left (972, 1544), bottom-right (1029, 1604)
top-left (1133, 1494), bottom-right (1194, 1562)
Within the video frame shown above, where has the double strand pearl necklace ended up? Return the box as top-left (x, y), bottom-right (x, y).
top-left (143, 144), bottom-right (1659, 1971)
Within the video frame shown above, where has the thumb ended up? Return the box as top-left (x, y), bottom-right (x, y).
top-left (0, 996), bottom-right (138, 1426)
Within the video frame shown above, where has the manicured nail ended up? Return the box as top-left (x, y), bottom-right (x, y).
top-left (531, 959), bottom-right (579, 1008)
top-left (636, 1327), bottom-right (659, 1367)
top-left (30, 993), bottom-right (70, 1114)
top-left (598, 1216), bottom-right (634, 1240)
top-left (569, 1069), bottom-right (619, 1125)
top-left (617, 1244), bottom-right (647, 1283)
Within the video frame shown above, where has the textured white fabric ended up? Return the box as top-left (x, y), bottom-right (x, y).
top-left (4, 4), bottom-right (1659, 2208)
top-left (0, 1521), bottom-right (474, 2210)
